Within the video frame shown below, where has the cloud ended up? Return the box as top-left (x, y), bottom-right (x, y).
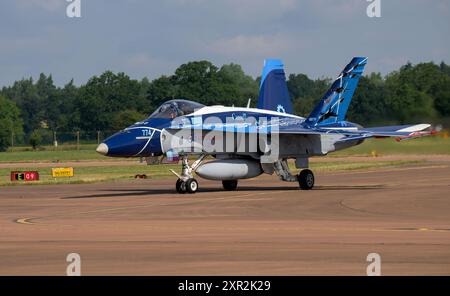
top-left (0, 37), bottom-right (46, 54)
top-left (120, 53), bottom-right (178, 79)
top-left (0, 0), bottom-right (449, 86)
top-left (375, 56), bottom-right (409, 72)
top-left (16, 0), bottom-right (64, 12)
top-left (166, 0), bottom-right (299, 23)
top-left (206, 33), bottom-right (306, 59)
top-left (223, 0), bottom-right (298, 20)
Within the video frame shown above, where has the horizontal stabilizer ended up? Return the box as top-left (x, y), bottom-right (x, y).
top-left (335, 124), bottom-right (434, 143)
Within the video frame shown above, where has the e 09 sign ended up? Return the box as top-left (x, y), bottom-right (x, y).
top-left (11, 171), bottom-right (40, 182)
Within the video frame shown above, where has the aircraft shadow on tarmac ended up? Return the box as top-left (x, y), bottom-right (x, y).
top-left (61, 185), bottom-right (385, 199)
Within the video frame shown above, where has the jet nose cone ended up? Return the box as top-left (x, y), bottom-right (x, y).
top-left (96, 143), bottom-right (109, 155)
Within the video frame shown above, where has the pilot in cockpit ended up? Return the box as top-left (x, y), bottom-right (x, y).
top-left (148, 99), bottom-right (205, 119)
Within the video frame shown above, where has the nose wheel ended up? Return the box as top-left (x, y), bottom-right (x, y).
top-left (186, 178), bottom-right (198, 193)
top-left (176, 178), bottom-right (198, 194)
top-left (171, 154), bottom-right (206, 194)
top-left (176, 179), bottom-right (187, 194)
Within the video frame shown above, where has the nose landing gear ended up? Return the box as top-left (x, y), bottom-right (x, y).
top-left (175, 179), bottom-right (187, 194)
top-left (171, 154), bottom-right (206, 194)
top-left (176, 178), bottom-right (199, 194)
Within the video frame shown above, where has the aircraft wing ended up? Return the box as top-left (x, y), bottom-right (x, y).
top-left (166, 121), bottom-right (434, 140)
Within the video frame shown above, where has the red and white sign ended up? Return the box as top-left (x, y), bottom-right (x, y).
top-left (10, 171), bottom-right (40, 182)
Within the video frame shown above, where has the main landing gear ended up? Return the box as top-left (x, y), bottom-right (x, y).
top-left (171, 154), bottom-right (206, 194)
top-left (222, 180), bottom-right (238, 191)
top-left (297, 169), bottom-right (314, 190)
top-left (274, 159), bottom-right (315, 190)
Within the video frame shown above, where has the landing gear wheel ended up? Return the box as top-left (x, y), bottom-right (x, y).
top-left (298, 169), bottom-right (314, 190)
top-left (186, 178), bottom-right (199, 194)
top-left (176, 179), bottom-right (187, 194)
top-left (222, 180), bottom-right (238, 191)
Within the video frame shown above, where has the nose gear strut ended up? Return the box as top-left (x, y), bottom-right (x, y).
top-left (170, 154), bottom-right (206, 194)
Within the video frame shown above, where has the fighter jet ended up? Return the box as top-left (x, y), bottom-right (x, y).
top-left (96, 57), bottom-right (435, 193)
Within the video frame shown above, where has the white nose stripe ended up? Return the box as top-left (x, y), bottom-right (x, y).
top-left (134, 130), bottom-right (156, 156)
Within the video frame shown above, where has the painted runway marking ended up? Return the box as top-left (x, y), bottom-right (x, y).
top-left (15, 193), bottom-right (450, 236)
top-left (388, 227), bottom-right (450, 233)
top-left (14, 190), bottom-right (282, 226)
top-left (15, 218), bottom-right (34, 225)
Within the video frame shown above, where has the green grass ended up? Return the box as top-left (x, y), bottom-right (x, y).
top-left (0, 149), bottom-right (104, 163)
top-left (332, 136), bottom-right (450, 156)
top-left (7, 143), bottom-right (99, 152)
top-left (308, 160), bottom-right (423, 172)
top-left (0, 159), bottom-right (424, 186)
top-left (0, 164), bottom-right (179, 186)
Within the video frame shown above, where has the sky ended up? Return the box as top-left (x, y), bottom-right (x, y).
top-left (0, 0), bottom-right (449, 87)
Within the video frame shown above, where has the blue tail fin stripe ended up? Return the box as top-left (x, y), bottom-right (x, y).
top-left (260, 59), bottom-right (284, 88)
top-left (257, 59), bottom-right (293, 114)
top-left (306, 57), bottom-right (367, 126)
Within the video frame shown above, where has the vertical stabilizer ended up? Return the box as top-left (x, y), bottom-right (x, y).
top-left (257, 59), bottom-right (293, 114)
top-left (306, 57), bottom-right (367, 126)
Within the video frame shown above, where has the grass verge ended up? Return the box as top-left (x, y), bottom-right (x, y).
top-left (0, 159), bottom-right (425, 186)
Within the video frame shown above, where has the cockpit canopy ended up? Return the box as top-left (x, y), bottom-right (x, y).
top-left (148, 99), bottom-right (205, 119)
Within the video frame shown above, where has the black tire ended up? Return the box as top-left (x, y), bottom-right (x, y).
top-left (176, 179), bottom-right (187, 194)
top-left (298, 169), bottom-right (314, 190)
top-left (222, 180), bottom-right (238, 191)
top-left (186, 178), bottom-right (199, 194)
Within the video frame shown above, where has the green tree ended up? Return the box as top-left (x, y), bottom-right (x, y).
top-left (73, 71), bottom-right (143, 131)
top-left (347, 73), bottom-right (390, 125)
top-left (173, 60), bottom-right (219, 104)
top-left (147, 75), bottom-right (178, 112)
top-left (216, 63), bottom-right (259, 107)
top-left (440, 62), bottom-right (450, 77)
top-left (384, 63), bottom-right (442, 122)
top-left (385, 82), bottom-right (436, 123)
top-left (59, 79), bottom-right (79, 131)
top-left (147, 61), bottom-right (258, 111)
top-left (1, 59), bottom-right (450, 142)
top-left (287, 74), bottom-right (330, 117)
top-left (433, 81), bottom-right (450, 117)
top-left (36, 73), bottom-right (61, 130)
top-left (0, 95), bottom-right (24, 151)
top-left (111, 110), bottom-right (146, 131)
top-left (29, 130), bottom-right (42, 150)
top-left (1, 78), bottom-right (42, 133)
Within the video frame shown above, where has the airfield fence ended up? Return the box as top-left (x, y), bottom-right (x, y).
top-left (8, 130), bottom-right (118, 151)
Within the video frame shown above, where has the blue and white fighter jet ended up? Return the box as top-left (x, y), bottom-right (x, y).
top-left (96, 57), bottom-right (434, 193)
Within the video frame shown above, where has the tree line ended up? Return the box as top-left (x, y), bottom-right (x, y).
top-left (0, 60), bottom-right (449, 151)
